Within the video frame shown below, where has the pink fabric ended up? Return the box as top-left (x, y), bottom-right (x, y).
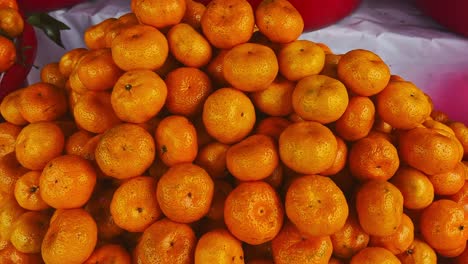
top-left (17, 0), bottom-right (87, 13)
top-left (416, 0), bottom-right (468, 37)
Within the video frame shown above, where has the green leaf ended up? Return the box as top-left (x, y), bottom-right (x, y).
top-left (27, 13), bottom-right (71, 48)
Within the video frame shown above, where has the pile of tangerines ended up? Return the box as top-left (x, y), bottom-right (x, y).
top-left (0, 0), bottom-right (24, 73)
top-left (0, 0), bottom-right (467, 263)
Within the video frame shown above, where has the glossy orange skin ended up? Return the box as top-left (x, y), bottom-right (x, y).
top-left (224, 181), bottom-right (284, 245)
top-left (355, 180), bottom-right (404, 236)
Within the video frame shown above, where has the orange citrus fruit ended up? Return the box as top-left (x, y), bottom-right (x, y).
top-left (164, 67), bottom-right (213, 117)
top-left (223, 42), bottom-right (278, 92)
top-left (202, 87), bottom-right (256, 144)
top-left (95, 123), bottom-right (155, 179)
top-left (155, 115), bottom-right (198, 166)
top-left (39, 154), bottom-right (97, 209)
top-left (271, 221), bottom-right (333, 264)
top-left (156, 163), bottom-right (214, 223)
top-left (291, 74), bottom-right (349, 124)
top-left (111, 69), bottom-right (168, 123)
top-left (15, 121), bottom-right (65, 170)
top-left (111, 24), bottom-right (169, 71)
top-left (41, 209), bottom-right (98, 264)
top-left (167, 23), bottom-right (212, 67)
top-left (226, 134), bottom-right (279, 181)
top-left (134, 218), bottom-right (196, 264)
top-left (131, 0), bottom-right (187, 28)
top-left (201, 0), bottom-right (254, 49)
top-left (255, 0), bottom-right (304, 43)
top-left (110, 176), bottom-right (162, 232)
top-left (0, 33), bottom-right (16, 72)
top-left (279, 121), bottom-right (338, 174)
top-left (337, 49), bottom-right (391, 96)
top-left (194, 228), bottom-right (244, 264)
top-left (349, 247), bottom-right (401, 264)
top-left (356, 180), bottom-right (404, 236)
top-left (277, 40), bottom-right (325, 81)
top-left (285, 175), bottom-right (349, 237)
top-left (376, 80), bottom-right (432, 130)
top-left (224, 181), bottom-right (283, 245)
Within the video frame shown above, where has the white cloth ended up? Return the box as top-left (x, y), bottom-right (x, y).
top-left (29, 0), bottom-right (468, 124)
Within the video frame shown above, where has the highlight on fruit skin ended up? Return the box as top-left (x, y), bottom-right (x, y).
top-left (0, 0), bottom-right (466, 263)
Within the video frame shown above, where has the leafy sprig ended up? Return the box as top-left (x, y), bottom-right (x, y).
top-left (27, 12), bottom-right (70, 48)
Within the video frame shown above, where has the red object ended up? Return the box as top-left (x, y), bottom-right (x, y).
top-left (17, 0), bottom-right (86, 13)
top-left (0, 20), bottom-right (37, 102)
top-left (1, 0), bottom-right (86, 103)
top-left (196, 0), bottom-right (362, 32)
top-left (416, 0), bottom-right (468, 37)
